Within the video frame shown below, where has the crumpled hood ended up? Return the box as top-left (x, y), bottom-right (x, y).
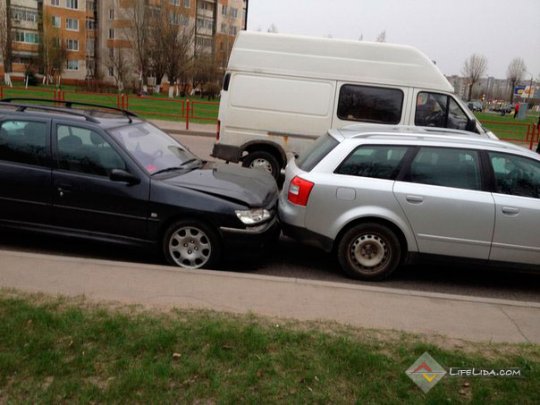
top-left (160, 162), bottom-right (278, 207)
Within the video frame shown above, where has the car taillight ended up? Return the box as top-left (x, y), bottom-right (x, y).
top-left (288, 176), bottom-right (314, 206)
top-left (216, 120), bottom-right (220, 141)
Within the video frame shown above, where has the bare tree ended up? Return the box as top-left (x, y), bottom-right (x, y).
top-left (0, 0), bottom-right (13, 78)
top-left (376, 30), bottom-right (386, 42)
top-left (106, 48), bottom-right (131, 92)
top-left (120, 0), bottom-right (152, 90)
top-left (146, 5), bottom-right (195, 95)
top-left (462, 54), bottom-right (488, 101)
top-left (39, 9), bottom-right (67, 85)
top-left (506, 57), bottom-right (526, 103)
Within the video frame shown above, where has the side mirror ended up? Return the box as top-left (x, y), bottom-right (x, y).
top-left (465, 118), bottom-right (478, 133)
top-left (110, 169), bottom-right (140, 185)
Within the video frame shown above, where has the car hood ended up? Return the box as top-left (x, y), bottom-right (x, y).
top-left (160, 162), bottom-right (278, 207)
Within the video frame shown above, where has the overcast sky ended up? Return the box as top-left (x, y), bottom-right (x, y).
top-left (247, 0), bottom-right (540, 80)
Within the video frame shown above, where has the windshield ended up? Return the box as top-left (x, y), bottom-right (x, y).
top-left (109, 123), bottom-right (200, 174)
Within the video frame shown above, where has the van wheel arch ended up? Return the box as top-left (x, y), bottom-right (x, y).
top-left (240, 142), bottom-right (286, 178)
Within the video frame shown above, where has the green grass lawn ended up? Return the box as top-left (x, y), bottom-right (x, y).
top-left (0, 84), bottom-right (219, 124)
top-left (474, 111), bottom-right (539, 142)
top-left (0, 291), bottom-right (538, 403)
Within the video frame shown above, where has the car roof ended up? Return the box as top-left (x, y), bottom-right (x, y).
top-left (0, 99), bottom-right (144, 130)
top-left (329, 126), bottom-right (539, 159)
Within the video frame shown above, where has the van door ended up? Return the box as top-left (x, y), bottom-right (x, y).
top-left (332, 83), bottom-right (409, 128)
top-left (411, 90), bottom-right (478, 133)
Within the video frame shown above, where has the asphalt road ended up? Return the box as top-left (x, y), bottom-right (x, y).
top-left (1, 134), bottom-right (539, 303)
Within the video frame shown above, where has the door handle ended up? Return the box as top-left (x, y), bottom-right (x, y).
top-left (502, 206), bottom-right (520, 216)
top-left (406, 195), bottom-right (424, 204)
top-left (57, 184), bottom-right (73, 197)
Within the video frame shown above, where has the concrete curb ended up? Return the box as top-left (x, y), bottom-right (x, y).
top-left (1, 249), bottom-right (539, 344)
top-left (2, 249), bottom-right (538, 310)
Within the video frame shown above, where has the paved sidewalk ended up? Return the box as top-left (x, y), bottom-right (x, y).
top-left (1, 249), bottom-right (539, 344)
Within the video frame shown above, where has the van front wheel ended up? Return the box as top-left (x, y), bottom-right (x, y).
top-left (242, 151), bottom-right (280, 179)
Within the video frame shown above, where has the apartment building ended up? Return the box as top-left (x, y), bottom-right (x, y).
top-left (215, 0), bottom-right (246, 69)
top-left (1, 0), bottom-right (40, 76)
top-left (0, 0), bottom-right (247, 85)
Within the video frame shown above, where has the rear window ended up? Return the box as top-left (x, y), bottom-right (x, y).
top-left (297, 134), bottom-right (339, 172)
top-left (337, 84), bottom-right (403, 124)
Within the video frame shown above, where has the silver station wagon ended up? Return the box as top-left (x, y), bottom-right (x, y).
top-left (279, 126), bottom-right (540, 280)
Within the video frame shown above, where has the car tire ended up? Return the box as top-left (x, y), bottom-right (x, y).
top-left (337, 222), bottom-right (401, 281)
top-left (163, 219), bottom-right (221, 269)
top-left (242, 151), bottom-right (280, 179)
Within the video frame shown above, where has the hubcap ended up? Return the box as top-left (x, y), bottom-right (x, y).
top-left (169, 226), bottom-right (211, 268)
top-left (249, 158), bottom-right (273, 174)
top-left (350, 234), bottom-right (388, 269)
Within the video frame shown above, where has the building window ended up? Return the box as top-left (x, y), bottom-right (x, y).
top-left (11, 7), bottom-right (38, 23)
top-left (229, 26), bottom-right (237, 36)
top-left (198, 1), bottom-right (212, 10)
top-left (14, 31), bottom-right (39, 44)
top-left (67, 60), bottom-right (79, 70)
top-left (66, 18), bottom-right (79, 31)
top-left (221, 23), bottom-right (227, 33)
top-left (109, 9), bottom-right (114, 20)
top-left (222, 5), bottom-right (227, 15)
top-left (230, 8), bottom-right (238, 18)
top-left (108, 67), bottom-right (114, 77)
top-left (109, 29), bottom-right (115, 39)
top-left (170, 0), bottom-right (179, 5)
top-left (51, 0), bottom-right (60, 6)
top-left (86, 18), bottom-right (96, 30)
top-left (66, 0), bottom-right (79, 9)
top-left (183, 0), bottom-right (190, 8)
top-left (66, 39), bottom-right (79, 51)
top-left (51, 16), bottom-right (61, 28)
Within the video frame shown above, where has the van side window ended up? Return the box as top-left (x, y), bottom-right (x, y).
top-left (337, 85), bottom-right (403, 125)
top-left (415, 92), bottom-right (469, 131)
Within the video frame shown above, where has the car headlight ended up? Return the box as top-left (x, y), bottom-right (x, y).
top-left (235, 209), bottom-right (271, 225)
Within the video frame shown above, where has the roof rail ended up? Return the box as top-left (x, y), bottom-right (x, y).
top-left (0, 98), bottom-right (138, 123)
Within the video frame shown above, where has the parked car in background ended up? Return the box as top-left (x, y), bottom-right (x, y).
top-left (467, 101), bottom-right (483, 112)
top-left (0, 99), bottom-right (279, 269)
top-left (279, 126), bottom-right (540, 280)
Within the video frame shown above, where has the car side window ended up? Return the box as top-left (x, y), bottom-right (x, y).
top-left (489, 152), bottom-right (540, 199)
top-left (415, 93), bottom-right (469, 131)
top-left (0, 120), bottom-right (48, 166)
top-left (337, 85), bottom-right (403, 125)
top-left (56, 125), bottom-right (126, 176)
top-left (407, 147), bottom-right (482, 190)
top-left (335, 145), bottom-right (408, 180)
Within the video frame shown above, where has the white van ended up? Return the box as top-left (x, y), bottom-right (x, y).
top-left (213, 31), bottom-right (495, 177)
